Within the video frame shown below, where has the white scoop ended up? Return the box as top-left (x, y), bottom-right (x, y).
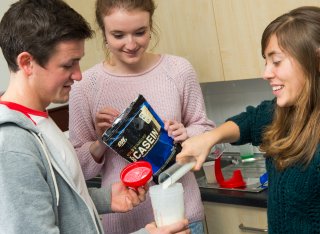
top-left (159, 161), bottom-right (196, 189)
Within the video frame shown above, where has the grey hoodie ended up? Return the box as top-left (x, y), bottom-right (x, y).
top-left (0, 105), bottom-right (148, 234)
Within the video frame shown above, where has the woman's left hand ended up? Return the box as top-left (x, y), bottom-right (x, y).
top-left (164, 120), bottom-right (188, 142)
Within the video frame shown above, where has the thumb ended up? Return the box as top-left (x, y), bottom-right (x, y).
top-left (195, 160), bottom-right (203, 171)
top-left (176, 149), bottom-right (188, 161)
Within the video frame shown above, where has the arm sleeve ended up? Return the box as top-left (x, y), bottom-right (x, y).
top-left (0, 149), bottom-right (59, 233)
top-left (88, 187), bottom-right (112, 214)
top-left (130, 229), bottom-right (150, 234)
top-left (69, 80), bottom-right (104, 179)
top-left (178, 59), bottom-right (215, 137)
top-left (227, 99), bottom-right (275, 146)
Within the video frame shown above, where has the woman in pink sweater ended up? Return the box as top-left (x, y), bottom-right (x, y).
top-left (68, 0), bottom-right (215, 233)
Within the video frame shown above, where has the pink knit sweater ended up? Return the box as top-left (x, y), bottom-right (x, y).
top-left (69, 54), bottom-right (215, 234)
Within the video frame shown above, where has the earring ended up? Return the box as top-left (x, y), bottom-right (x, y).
top-left (149, 33), bottom-right (151, 39)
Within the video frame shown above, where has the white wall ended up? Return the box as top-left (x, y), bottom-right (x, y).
top-left (0, 0), bottom-right (16, 92)
top-left (201, 78), bottom-right (274, 152)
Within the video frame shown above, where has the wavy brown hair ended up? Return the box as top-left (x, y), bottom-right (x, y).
top-left (260, 6), bottom-right (320, 170)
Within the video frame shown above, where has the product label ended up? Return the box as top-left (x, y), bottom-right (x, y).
top-left (101, 95), bottom-right (181, 183)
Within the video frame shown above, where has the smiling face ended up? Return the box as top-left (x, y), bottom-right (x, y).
top-left (103, 8), bottom-right (151, 68)
top-left (31, 40), bottom-right (84, 109)
top-left (262, 35), bottom-right (306, 107)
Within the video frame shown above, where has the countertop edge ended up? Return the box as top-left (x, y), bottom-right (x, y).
top-left (200, 187), bottom-right (268, 208)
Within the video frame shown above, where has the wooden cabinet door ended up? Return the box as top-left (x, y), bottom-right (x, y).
top-left (203, 202), bottom-right (267, 234)
top-left (153, 0), bottom-right (224, 83)
top-left (65, 0), bottom-right (105, 71)
top-left (66, 0), bottom-right (320, 82)
top-left (213, 0), bottom-right (320, 81)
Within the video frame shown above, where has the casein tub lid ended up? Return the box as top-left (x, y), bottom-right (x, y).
top-left (120, 161), bottom-right (153, 188)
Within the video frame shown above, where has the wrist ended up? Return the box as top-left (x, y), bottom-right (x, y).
top-left (203, 130), bottom-right (220, 148)
top-left (90, 140), bottom-right (107, 163)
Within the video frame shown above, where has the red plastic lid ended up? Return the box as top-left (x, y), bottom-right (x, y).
top-left (120, 161), bottom-right (153, 189)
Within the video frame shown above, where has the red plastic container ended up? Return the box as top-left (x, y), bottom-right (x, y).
top-left (214, 156), bottom-right (246, 188)
top-left (120, 161), bottom-right (153, 190)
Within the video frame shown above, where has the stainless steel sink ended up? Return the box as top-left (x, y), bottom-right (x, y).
top-left (197, 154), bottom-right (268, 193)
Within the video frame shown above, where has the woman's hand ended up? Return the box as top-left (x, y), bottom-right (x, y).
top-left (176, 131), bottom-right (215, 171)
top-left (176, 122), bottom-right (240, 171)
top-left (164, 120), bottom-right (188, 142)
top-left (111, 182), bottom-right (147, 213)
top-left (89, 107), bottom-right (120, 162)
top-left (95, 107), bottom-right (120, 138)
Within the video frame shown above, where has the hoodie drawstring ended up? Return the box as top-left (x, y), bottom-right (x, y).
top-left (30, 131), bottom-right (60, 206)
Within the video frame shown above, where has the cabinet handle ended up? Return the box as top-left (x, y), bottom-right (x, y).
top-left (239, 223), bottom-right (268, 233)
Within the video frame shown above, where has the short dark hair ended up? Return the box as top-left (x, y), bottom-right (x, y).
top-left (0, 0), bottom-right (94, 72)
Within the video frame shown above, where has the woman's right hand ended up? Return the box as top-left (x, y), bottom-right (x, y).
top-left (95, 107), bottom-right (120, 138)
top-left (89, 107), bottom-right (120, 162)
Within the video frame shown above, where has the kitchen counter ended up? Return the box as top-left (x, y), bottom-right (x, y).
top-left (87, 154), bottom-right (269, 209)
top-left (200, 186), bottom-right (268, 208)
top-left (86, 175), bottom-right (268, 208)
top-left (196, 153), bottom-right (268, 208)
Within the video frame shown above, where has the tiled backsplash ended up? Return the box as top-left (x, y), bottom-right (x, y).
top-left (200, 78), bottom-right (274, 153)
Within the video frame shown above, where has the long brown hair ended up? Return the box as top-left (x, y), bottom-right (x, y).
top-left (260, 6), bottom-right (320, 170)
